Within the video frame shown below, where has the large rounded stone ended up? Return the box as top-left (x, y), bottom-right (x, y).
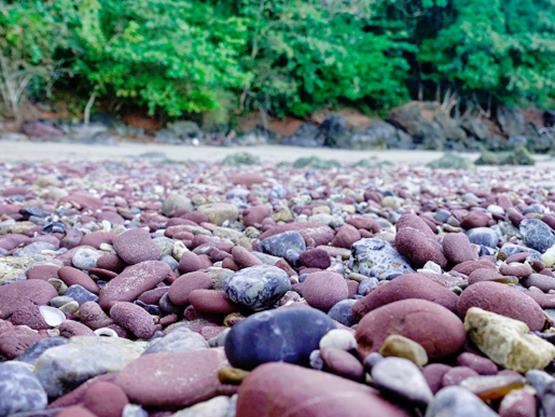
top-left (225, 307), bottom-right (335, 369)
top-left (352, 274), bottom-right (459, 319)
top-left (168, 271), bottom-right (213, 306)
top-left (223, 265), bottom-right (291, 311)
top-left (395, 227), bottom-right (447, 269)
top-left (35, 336), bottom-right (145, 398)
top-left (197, 203), bottom-right (239, 225)
top-left (237, 362), bottom-right (412, 417)
top-left (99, 261), bottom-right (171, 309)
top-left (299, 271), bottom-right (348, 311)
top-left (0, 361), bottom-right (47, 417)
top-left (0, 280), bottom-right (57, 319)
top-left (442, 233), bottom-right (476, 265)
top-left (355, 299), bottom-right (465, 360)
top-left (109, 301), bottom-right (157, 340)
top-left (144, 326), bottom-right (208, 354)
top-left (58, 266), bottom-right (99, 294)
top-left (114, 349), bottom-right (227, 407)
top-left (113, 229), bottom-right (161, 265)
top-left (457, 281), bottom-right (545, 331)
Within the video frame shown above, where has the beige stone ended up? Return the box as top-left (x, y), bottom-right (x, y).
top-left (464, 307), bottom-right (555, 372)
top-left (379, 334), bottom-right (429, 367)
top-left (197, 203), bottom-right (238, 225)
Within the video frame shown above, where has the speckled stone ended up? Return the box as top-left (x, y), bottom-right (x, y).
top-left (349, 238), bottom-right (414, 280)
top-left (0, 361), bottom-right (47, 417)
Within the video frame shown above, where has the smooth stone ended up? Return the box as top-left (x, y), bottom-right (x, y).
top-left (464, 307), bottom-right (555, 373)
top-left (319, 329), bottom-right (357, 351)
top-left (352, 273), bottom-right (459, 319)
top-left (225, 307), bottom-right (335, 369)
top-left (110, 302), bottom-right (157, 340)
top-left (525, 369), bottom-right (553, 396)
top-left (99, 261), bottom-right (171, 309)
top-left (460, 373), bottom-right (525, 400)
top-left (72, 247), bottom-right (102, 270)
top-left (523, 273), bottom-right (555, 292)
top-left (425, 386), bottom-right (499, 417)
top-left (371, 357), bottom-right (433, 406)
top-left (144, 326), bottom-right (208, 354)
top-left (79, 301), bottom-right (113, 329)
top-left (330, 224), bottom-right (361, 249)
top-left (457, 352), bottom-right (498, 375)
top-left (0, 280), bottom-right (57, 319)
top-left (499, 389), bottom-right (537, 417)
top-left (500, 262), bottom-right (533, 277)
top-left (395, 226), bottom-right (447, 269)
top-left (65, 284), bottom-right (99, 305)
top-left (223, 265), bottom-right (291, 311)
top-left (0, 362), bottom-right (47, 417)
top-left (260, 231), bottom-right (306, 264)
top-left (349, 238), bottom-right (414, 280)
top-left (442, 232), bottom-right (477, 264)
top-left (466, 227), bottom-right (500, 248)
top-left (520, 218), bottom-right (554, 253)
top-left (299, 248), bottom-right (331, 269)
top-left (379, 334), bottom-right (428, 367)
top-left (57, 266), bottom-right (99, 294)
top-left (356, 299), bottom-right (466, 360)
top-left (299, 271), bottom-right (348, 312)
top-left (170, 396), bottom-right (231, 417)
top-left (26, 264), bottom-right (60, 281)
top-left (113, 228), bottom-right (161, 265)
top-left (442, 366), bottom-right (479, 386)
top-left (161, 194), bottom-right (193, 216)
top-left (236, 362), bottom-right (412, 417)
top-left (188, 289), bottom-right (237, 315)
top-left (34, 336), bottom-right (146, 397)
top-left (458, 281), bottom-right (545, 331)
top-left (83, 381), bottom-right (129, 417)
top-left (423, 363), bottom-right (452, 394)
top-left (58, 320), bottom-right (96, 337)
top-left (320, 347), bottom-right (364, 380)
top-left (114, 349), bottom-right (227, 407)
top-left (327, 299), bottom-right (357, 326)
top-left (168, 272), bottom-right (213, 306)
top-left (0, 326), bottom-right (42, 359)
top-left (17, 336), bottom-right (69, 365)
top-left (197, 203), bottom-right (239, 225)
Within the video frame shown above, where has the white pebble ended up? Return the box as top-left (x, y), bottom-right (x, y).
top-left (39, 306), bottom-right (66, 327)
top-left (319, 329), bottom-right (357, 351)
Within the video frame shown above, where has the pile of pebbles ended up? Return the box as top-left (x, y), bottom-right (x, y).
top-left (2, 159), bottom-right (555, 417)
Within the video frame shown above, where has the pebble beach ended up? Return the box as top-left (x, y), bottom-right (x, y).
top-left (1, 153), bottom-right (555, 417)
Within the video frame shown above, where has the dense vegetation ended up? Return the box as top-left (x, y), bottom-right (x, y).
top-left (0, 0), bottom-right (553, 124)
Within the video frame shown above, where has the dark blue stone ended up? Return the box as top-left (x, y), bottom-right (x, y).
top-left (327, 299), bottom-right (357, 326)
top-left (135, 300), bottom-right (161, 316)
top-left (224, 307), bottom-right (335, 369)
top-left (17, 337), bottom-right (69, 365)
top-left (42, 222), bottom-right (66, 234)
top-left (20, 207), bottom-right (50, 219)
top-left (65, 284), bottom-right (98, 305)
top-left (358, 277), bottom-right (379, 296)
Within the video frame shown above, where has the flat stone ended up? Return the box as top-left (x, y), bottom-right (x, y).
top-left (145, 326), bottom-right (208, 354)
top-left (99, 261), bottom-right (171, 309)
top-left (113, 229), bottom-right (161, 265)
top-left (425, 386), bottom-right (498, 417)
top-left (110, 301), bottom-right (157, 339)
top-left (114, 349), bottom-right (227, 407)
top-left (34, 336), bottom-right (146, 397)
top-left (356, 299), bottom-right (465, 360)
top-left (237, 362), bottom-right (412, 417)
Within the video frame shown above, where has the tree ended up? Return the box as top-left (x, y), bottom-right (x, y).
top-left (0, 1), bottom-right (67, 125)
top-left (68, 0), bottom-right (252, 117)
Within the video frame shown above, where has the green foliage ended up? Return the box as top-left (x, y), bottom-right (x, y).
top-left (238, 0), bottom-right (411, 117)
top-left (67, 0), bottom-right (251, 116)
top-left (221, 152), bottom-right (261, 166)
top-left (427, 153), bottom-right (473, 169)
top-left (419, 0), bottom-right (555, 106)
top-left (475, 146), bottom-right (535, 165)
top-left (0, 0), bottom-right (553, 121)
